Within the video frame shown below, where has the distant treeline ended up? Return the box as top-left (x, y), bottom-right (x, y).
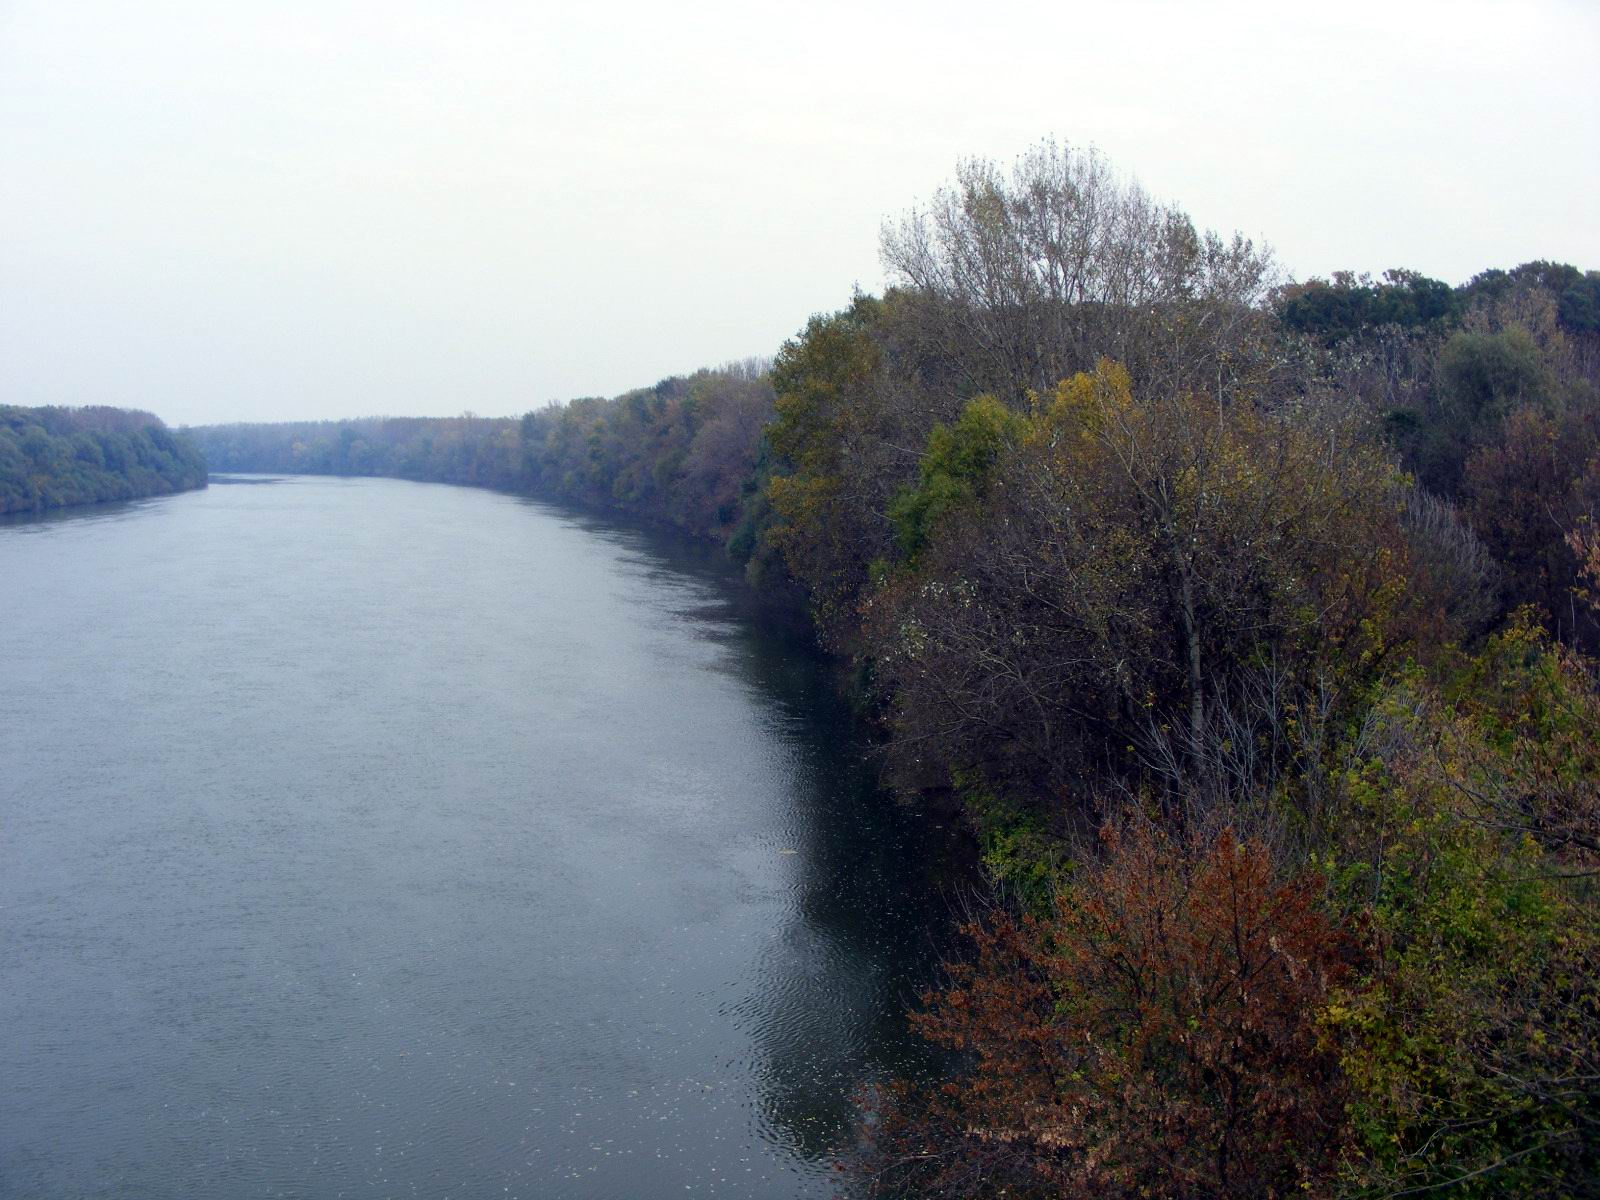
top-left (0, 405), bottom-right (207, 514)
top-left (193, 142), bottom-right (1600, 1198)
top-left (190, 360), bottom-right (775, 545)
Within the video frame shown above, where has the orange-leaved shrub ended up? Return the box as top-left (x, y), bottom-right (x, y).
top-left (864, 822), bottom-right (1351, 1199)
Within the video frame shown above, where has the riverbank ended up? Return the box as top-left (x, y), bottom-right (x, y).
top-left (2, 404), bottom-right (207, 514)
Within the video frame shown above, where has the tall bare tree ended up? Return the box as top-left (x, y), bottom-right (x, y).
top-left (879, 139), bottom-right (1281, 409)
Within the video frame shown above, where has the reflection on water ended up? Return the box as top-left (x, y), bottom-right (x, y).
top-left (0, 476), bottom-right (948, 1198)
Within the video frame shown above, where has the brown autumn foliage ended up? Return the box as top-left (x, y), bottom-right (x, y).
top-left (864, 823), bottom-right (1351, 1199)
top-left (865, 363), bottom-right (1410, 801)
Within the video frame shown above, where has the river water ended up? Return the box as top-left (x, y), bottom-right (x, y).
top-left (0, 476), bottom-right (947, 1199)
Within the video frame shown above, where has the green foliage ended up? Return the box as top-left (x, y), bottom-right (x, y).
top-left (1326, 631), bottom-right (1600, 1197)
top-left (1557, 273), bottom-right (1600, 334)
top-left (0, 405), bottom-right (207, 514)
top-left (1463, 261), bottom-right (1600, 335)
top-left (887, 394), bottom-right (1022, 561)
top-left (761, 295), bottom-right (901, 644)
top-left (955, 771), bottom-right (1063, 914)
top-left (1440, 327), bottom-right (1549, 425)
top-left (767, 294), bottom-right (884, 475)
top-left (1278, 268), bottom-right (1461, 344)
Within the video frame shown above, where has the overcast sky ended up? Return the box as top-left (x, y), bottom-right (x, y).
top-left (2, 1), bottom-right (1597, 426)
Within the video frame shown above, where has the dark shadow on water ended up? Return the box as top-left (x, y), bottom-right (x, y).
top-left (207, 474), bottom-right (288, 485)
top-left (0, 488), bottom-right (201, 533)
top-left (517, 493), bottom-right (967, 1171)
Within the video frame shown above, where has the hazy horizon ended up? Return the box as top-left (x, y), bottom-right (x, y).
top-left (4, 0), bottom-right (1597, 427)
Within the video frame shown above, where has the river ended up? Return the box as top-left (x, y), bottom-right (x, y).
top-left (0, 475), bottom-right (948, 1199)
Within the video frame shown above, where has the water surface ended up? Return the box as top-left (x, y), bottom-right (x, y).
top-left (0, 477), bottom-right (945, 1198)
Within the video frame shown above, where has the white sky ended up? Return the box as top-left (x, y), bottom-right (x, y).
top-left (2, 0), bottom-right (1597, 426)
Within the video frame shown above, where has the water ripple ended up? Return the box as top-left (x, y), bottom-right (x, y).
top-left (0, 477), bottom-right (946, 1199)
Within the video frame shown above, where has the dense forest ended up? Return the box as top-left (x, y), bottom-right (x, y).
top-left (193, 142), bottom-right (1600, 1198)
top-left (0, 405), bottom-right (208, 514)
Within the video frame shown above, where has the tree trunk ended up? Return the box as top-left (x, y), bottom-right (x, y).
top-left (1177, 550), bottom-right (1205, 760)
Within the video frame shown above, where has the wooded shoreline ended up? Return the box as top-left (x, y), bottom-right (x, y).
top-left (1, 404), bottom-right (207, 514)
